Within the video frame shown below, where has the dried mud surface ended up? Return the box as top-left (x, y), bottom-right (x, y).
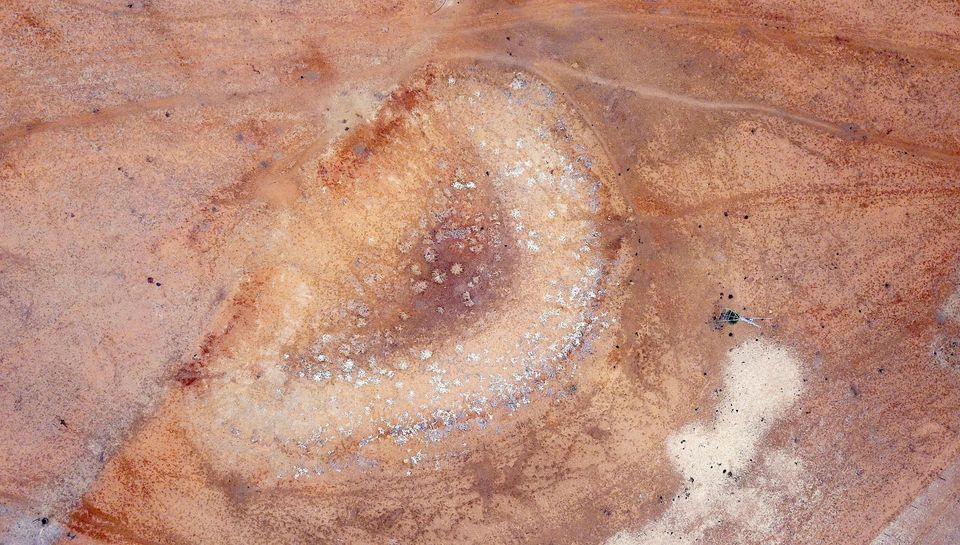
top-left (1, 1), bottom-right (960, 544)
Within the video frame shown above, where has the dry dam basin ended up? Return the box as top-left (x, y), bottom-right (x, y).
top-left (2, 1), bottom-right (960, 544)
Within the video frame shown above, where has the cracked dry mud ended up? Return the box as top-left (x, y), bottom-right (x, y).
top-left (1, 1), bottom-right (960, 545)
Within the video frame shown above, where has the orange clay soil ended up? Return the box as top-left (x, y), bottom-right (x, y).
top-left (1, 1), bottom-right (960, 544)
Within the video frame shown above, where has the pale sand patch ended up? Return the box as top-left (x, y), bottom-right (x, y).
top-left (870, 453), bottom-right (960, 545)
top-left (608, 339), bottom-right (805, 545)
top-left (931, 277), bottom-right (960, 372)
top-left (941, 292), bottom-right (960, 323)
top-left (938, 264), bottom-right (960, 323)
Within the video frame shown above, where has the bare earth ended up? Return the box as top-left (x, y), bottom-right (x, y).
top-left (1, 1), bottom-right (959, 544)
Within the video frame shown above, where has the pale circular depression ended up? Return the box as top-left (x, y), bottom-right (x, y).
top-left (182, 65), bottom-right (629, 483)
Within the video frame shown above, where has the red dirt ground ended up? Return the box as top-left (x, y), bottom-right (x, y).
top-left (1, 1), bottom-right (959, 544)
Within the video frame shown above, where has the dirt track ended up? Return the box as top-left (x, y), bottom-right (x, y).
top-left (1, 1), bottom-right (959, 544)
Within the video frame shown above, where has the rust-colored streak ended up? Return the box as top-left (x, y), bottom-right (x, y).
top-left (174, 274), bottom-right (267, 387)
top-left (317, 78), bottom-right (433, 196)
top-left (69, 501), bottom-right (161, 545)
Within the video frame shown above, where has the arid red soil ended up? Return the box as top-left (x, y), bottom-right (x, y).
top-left (2, 1), bottom-right (959, 544)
